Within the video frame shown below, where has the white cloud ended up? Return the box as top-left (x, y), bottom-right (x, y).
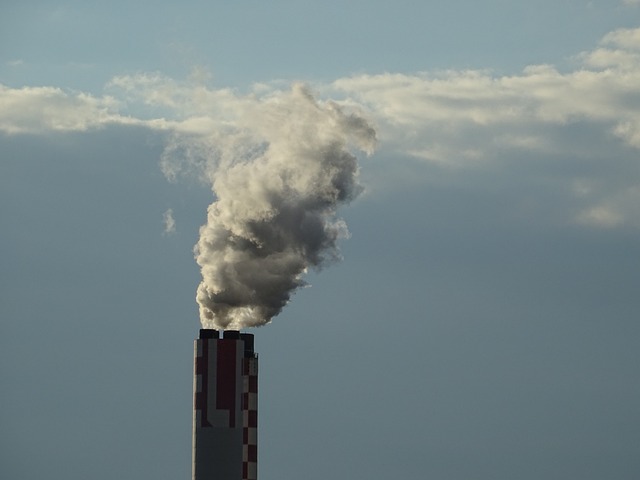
top-left (576, 206), bottom-right (624, 228)
top-left (574, 184), bottom-right (640, 228)
top-left (601, 28), bottom-right (640, 50)
top-left (332, 50), bottom-right (640, 157)
top-left (0, 84), bottom-right (176, 134)
top-left (0, 85), bottom-right (116, 134)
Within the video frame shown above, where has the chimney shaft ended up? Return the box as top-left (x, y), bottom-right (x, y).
top-left (193, 329), bottom-right (258, 480)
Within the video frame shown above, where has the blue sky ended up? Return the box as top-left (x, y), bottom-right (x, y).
top-left (2, 2), bottom-right (640, 479)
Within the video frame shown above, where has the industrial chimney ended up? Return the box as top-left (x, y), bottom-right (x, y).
top-left (193, 329), bottom-right (258, 480)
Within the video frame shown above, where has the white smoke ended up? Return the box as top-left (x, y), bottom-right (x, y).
top-left (184, 84), bottom-right (376, 330)
top-left (162, 208), bottom-right (176, 235)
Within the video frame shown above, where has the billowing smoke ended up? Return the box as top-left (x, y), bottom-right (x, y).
top-left (193, 84), bottom-right (376, 330)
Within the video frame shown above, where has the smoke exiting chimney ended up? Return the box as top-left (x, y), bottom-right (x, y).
top-left (193, 329), bottom-right (258, 480)
top-left (192, 84), bottom-right (377, 330)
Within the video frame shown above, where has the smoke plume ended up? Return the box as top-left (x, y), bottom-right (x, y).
top-left (192, 84), bottom-right (376, 330)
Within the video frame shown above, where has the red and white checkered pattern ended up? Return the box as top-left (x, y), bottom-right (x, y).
top-left (242, 356), bottom-right (258, 480)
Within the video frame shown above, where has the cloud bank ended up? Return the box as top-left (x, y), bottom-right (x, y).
top-left (333, 27), bottom-right (640, 155)
top-left (2, 27), bottom-right (640, 233)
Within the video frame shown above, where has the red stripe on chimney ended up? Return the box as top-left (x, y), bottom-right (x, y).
top-left (216, 340), bottom-right (238, 428)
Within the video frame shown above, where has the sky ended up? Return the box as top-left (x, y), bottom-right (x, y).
top-left (2, 1), bottom-right (640, 479)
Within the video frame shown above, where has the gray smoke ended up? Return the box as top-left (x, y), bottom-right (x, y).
top-left (193, 84), bottom-right (376, 330)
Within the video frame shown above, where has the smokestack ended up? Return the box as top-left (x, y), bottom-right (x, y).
top-left (193, 329), bottom-right (258, 480)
